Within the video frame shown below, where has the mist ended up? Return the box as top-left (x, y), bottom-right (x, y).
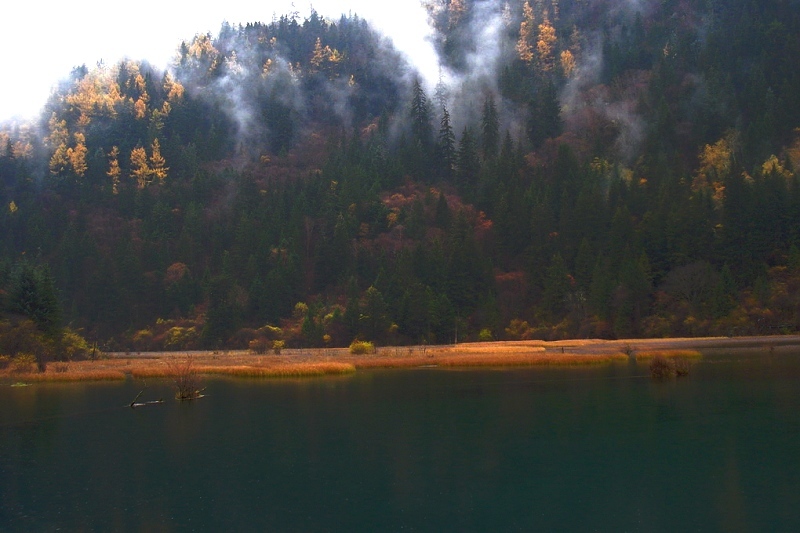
top-left (0, 1), bottom-right (438, 123)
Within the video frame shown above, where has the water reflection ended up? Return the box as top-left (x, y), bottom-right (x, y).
top-left (1, 354), bottom-right (800, 530)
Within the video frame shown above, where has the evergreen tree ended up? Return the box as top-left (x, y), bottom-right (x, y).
top-left (528, 80), bottom-right (561, 147)
top-left (455, 127), bottom-right (480, 194)
top-left (362, 285), bottom-right (390, 342)
top-left (437, 105), bottom-right (456, 178)
top-left (409, 77), bottom-right (433, 150)
top-left (8, 261), bottom-right (62, 339)
top-left (542, 253), bottom-right (571, 318)
top-left (481, 94), bottom-right (500, 160)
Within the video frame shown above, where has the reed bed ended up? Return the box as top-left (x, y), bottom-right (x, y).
top-left (126, 360), bottom-right (357, 379)
top-left (427, 344), bottom-right (547, 357)
top-left (129, 365), bottom-right (177, 379)
top-left (353, 352), bottom-right (627, 369)
top-left (635, 349), bottom-right (702, 360)
top-left (199, 362), bottom-right (356, 378)
top-left (6, 369), bottom-right (126, 382)
top-left (437, 352), bottom-right (628, 367)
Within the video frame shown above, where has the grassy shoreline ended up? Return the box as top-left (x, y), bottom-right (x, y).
top-left (3, 335), bottom-right (798, 384)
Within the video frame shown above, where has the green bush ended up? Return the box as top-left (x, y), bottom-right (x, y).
top-left (349, 340), bottom-right (375, 355)
top-left (0, 319), bottom-right (54, 370)
top-left (479, 328), bottom-right (494, 342)
top-left (505, 319), bottom-right (533, 340)
top-left (164, 326), bottom-right (198, 350)
top-left (272, 340), bottom-right (285, 354)
top-left (249, 338), bottom-right (268, 354)
top-left (262, 325), bottom-right (283, 340)
top-left (12, 353), bottom-right (38, 373)
top-left (61, 328), bottom-right (91, 360)
top-left (132, 329), bottom-right (154, 350)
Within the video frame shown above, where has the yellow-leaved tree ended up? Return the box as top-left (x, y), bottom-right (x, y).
top-left (129, 140), bottom-right (168, 188)
top-left (537, 15), bottom-right (557, 72)
top-left (47, 115), bottom-right (70, 176)
top-left (65, 67), bottom-right (123, 124)
top-left (66, 133), bottom-right (88, 177)
top-left (132, 72), bottom-right (150, 120)
top-left (130, 146), bottom-right (151, 189)
top-left (150, 139), bottom-right (168, 183)
top-left (310, 38), bottom-right (343, 72)
top-left (694, 130), bottom-right (739, 203)
top-left (311, 38), bottom-right (326, 68)
top-left (49, 143), bottom-right (70, 176)
top-left (516, 1), bottom-right (535, 64)
top-left (560, 49), bottom-right (576, 77)
top-left (107, 146), bottom-right (121, 194)
top-left (761, 154), bottom-right (793, 181)
top-left (163, 72), bottom-right (183, 114)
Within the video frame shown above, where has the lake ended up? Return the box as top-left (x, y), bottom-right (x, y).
top-left (2, 351), bottom-right (800, 531)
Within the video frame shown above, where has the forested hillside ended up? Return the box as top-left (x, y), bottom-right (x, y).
top-left (3, 0), bottom-right (800, 354)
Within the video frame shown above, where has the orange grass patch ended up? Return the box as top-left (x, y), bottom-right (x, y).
top-left (7, 369), bottom-right (126, 382)
top-left (426, 343), bottom-right (547, 356)
top-left (198, 362), bottom-right (356, 378)
top-left (635, 349), bottom-right (702, 360)
top-left (353, 352), bottom-right (627, 369)
top-left (129, 365), bottom-right (177, 379)
top-left (122, 360), bottom-right (358, 379)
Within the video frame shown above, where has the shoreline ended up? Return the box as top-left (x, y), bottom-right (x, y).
top-left (3, 335), bottom-right (799, 383)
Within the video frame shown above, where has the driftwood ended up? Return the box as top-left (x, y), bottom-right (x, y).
top-left (129, 384), bottom-right (165, 408)
top-left (130, 398), bottom-right (165, 408)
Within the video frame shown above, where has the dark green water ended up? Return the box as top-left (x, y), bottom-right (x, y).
top-left (2, 353), bottom-right (800, 531)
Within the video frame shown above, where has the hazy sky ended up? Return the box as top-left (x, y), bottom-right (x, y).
top-left (0, 1), bottom-right (438, 122)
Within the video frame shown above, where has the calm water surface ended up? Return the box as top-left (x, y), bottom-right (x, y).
top-left (2, 352), bottom-right (800, 531)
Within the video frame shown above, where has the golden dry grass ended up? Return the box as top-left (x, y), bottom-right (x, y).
top-left (353, 352), bottom-right (627, 369)
top-left (199, 362), bottom-right (356, 378)
top-left (635, 349), bottom-right (703, 360)
top-left (126, 360), bottom-right (357, 379)
top-left (21, 335), bottom-right (794, 385)
top-left (6, 369), bottom-right (126, 382)
top-left (129, 365), bottom-right (176, 379)
top-left (426, 342), bottom-right (547, 355)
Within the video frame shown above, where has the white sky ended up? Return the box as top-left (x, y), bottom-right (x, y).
top-left (0, 1), bottom-right (439, 122)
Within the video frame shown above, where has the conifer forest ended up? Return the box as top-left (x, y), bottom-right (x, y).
top-left (2, 0), bottom-right (800, 354)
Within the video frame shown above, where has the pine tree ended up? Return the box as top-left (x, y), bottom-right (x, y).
top-left (528, 80), bottom-right (562, 147)
top-left (456, 127), bottom-right (480, 192)
top-left (409, 77), bottom-right (433, 150)
top-left (9, 262), bottom-right (62, 338)
top-left (542, 253), bottom-right (571, 317)
top-left (481, 94), bottom-right (500, 160)
top-left (437, 105), bottom-right (456, 177)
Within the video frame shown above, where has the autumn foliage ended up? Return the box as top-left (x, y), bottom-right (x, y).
top-left (2, 2), bottom-right (800, 351)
